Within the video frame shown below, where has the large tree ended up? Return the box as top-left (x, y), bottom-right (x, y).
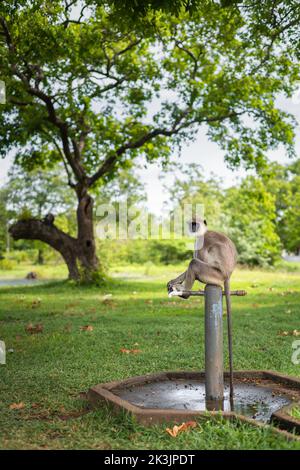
top-left (0, 1), bottom-right (300, 280)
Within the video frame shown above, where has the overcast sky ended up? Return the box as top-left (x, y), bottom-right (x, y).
top-left (1, 93), bottom-right (300, 215)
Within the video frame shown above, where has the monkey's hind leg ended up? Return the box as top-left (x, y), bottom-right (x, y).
top-left (224, 278), bottom-right (234, 407)
top-left (182, 259), bottom-right (224, 295)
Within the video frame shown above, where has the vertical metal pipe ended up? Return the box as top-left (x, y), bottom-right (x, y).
top-left (205, 284), bottom-right (224, 409)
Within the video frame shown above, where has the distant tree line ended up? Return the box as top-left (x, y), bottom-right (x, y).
top-left (1, 159), bottom-right (299, 268)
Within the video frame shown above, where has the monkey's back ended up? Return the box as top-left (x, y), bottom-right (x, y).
top-left (197, 230), bottom-right (237, 278)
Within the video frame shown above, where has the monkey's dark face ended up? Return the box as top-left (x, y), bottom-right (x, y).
top-left (190, 221), bottom-right (200, 233)
top-left (188, 218), bottom-right (207, 235)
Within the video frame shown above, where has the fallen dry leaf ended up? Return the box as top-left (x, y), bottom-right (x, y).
top-left (120, 348), bottom-right (129, 354)
top-left (80, 325), bottom-right (93, 332)
top-left (120, 348), bottom-right (141, 354)
top-left (9, 402), bottom-right (25, 410)
top-left (25, 323), bottom-right (43, 334)
top-left (166, 421), bottom-right (197, 437)
top-left (31, 403), bottom-right (40, 409)
top-left (179, 421), bottom-right (197, 431)
top-left (31, 298), bottom-right (41, 308)
top-left (281, 290), bottom-right (295, 296)
top-left (65, 302), bottom-right (79, 308)
top-left (166, 425), bottom-right (180, 438)
top-left (64, 323), bottom-right (72, 333)
top-left (102, 298), bottom-right (116, 307)
top-left (278, 330), bottom-right (300, 337)
top-left (57, 409), bottom-right (90, 421)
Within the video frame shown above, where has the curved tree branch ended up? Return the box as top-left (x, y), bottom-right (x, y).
top-left (88, 109), bottom-right (243, 187)
top-left (9, 218), bottom-right (77, 253)
top-left (9, 217), bottom-right (82, 280)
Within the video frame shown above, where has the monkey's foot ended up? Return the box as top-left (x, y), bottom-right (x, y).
top-left (168, 286), bottom-right (189, 299)
top-left (178, 292), bottom-right (190, 300)
top-left (168, 288), bottom-right (182, 298)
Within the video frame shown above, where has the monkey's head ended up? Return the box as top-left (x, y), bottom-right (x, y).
top-left (188, 217), bottom-right (207, 236)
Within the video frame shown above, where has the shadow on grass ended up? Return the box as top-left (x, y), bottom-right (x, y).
top-left (0, 276), bottom-right (165, 296)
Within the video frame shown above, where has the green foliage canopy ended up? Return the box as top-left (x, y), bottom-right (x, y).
top-left (0, 0), bottom-right (299, 197)
top-left (6, 165), bottom-right (75, 219)
top-left (261, 161), bottom-right (300, 255)
top-left (168, 167), bottom-right (284, 266)
top-left (224, 177), bottom-right (281, 266)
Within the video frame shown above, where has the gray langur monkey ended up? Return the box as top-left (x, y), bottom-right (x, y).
top-left (167, 217), bottom-right (237, 403)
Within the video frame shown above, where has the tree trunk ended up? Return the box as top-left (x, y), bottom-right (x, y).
top-left (60, 244), bottom-right (80, 280)
top-left (37, 248), bottom-right (44, 265)
top-left (76, 194), bottom-right (99, 278)
top-left (9, 194), bottom-right (101, 282)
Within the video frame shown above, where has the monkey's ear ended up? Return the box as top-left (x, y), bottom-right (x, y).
top-left (204, 219), bottom-right (207, 226)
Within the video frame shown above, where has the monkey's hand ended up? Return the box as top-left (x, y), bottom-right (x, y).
top-left (168, 288), bottom-right (190, 300)
top-left (167, 281), bottom-right (189, 299)
top-left (167, 280), bottom-right (177, 294)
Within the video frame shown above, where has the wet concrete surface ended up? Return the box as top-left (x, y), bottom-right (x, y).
top-left (115, 379), bottom-right (291, 423)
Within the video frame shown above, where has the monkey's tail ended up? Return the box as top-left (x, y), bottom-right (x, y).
top-left (224, 278), bottom-right (234, 407)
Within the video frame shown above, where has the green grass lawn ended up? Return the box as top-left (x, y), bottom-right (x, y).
top-left (0, 265), bottom-right (300, 449)
top-left (0, 263), bottom-right (68, 280)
